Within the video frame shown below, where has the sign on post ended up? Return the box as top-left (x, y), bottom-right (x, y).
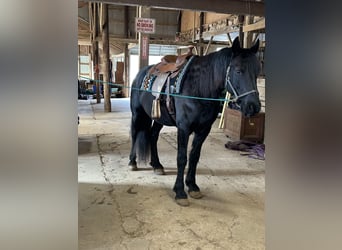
top-left (135, 18), bottom-right (156, 34)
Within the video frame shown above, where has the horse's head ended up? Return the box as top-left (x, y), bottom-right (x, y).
top-left (226, 37), bottom-right (261, 117)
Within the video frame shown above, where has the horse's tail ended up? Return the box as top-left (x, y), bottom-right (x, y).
top-left (130, 65), bottom-right (153, 164)
top-left (131, 114), bottom-right (152, 164)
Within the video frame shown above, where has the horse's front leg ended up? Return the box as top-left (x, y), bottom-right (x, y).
top-left (186, 128), bottom-right (211, 199)
top-left (173, 127), bottom-right (190, 206)
top-left (150, 121), bottom-right (165, 175)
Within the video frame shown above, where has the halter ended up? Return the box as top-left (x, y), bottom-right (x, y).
top-left (225, 64), bottom-right (257, 103)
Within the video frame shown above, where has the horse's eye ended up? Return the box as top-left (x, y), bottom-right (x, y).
top-left (236, 70), bottom-right (242, 75)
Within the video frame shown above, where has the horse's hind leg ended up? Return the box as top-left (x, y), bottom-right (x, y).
top-left (128, 116), bottom-right (138, 170)
top-left (150, 121), bottom-right (165, 175)
top-left (129, 109), bottom-right (152, 169)
top-left (186, 128), bottom-right (211, 199)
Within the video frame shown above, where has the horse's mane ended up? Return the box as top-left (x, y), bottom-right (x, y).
top-left (183, 48), bottom-right (232, 99)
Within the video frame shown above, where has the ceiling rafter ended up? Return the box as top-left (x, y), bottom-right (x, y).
top-left (83, 0), bottom-right (264, 16)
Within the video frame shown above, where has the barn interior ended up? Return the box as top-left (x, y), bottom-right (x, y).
top-left (78, 1), bottom-right (265, 249)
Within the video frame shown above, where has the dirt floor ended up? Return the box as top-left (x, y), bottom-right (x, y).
top-left (78, 98), bottom-right (265, 250)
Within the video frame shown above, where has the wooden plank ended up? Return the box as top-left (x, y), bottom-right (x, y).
top-left (78, 40), bottom-right (92, 45)
top-left (218, 92), bottom-right (230, 129)
top-left (204, 36), bottom-right (213, 55)
top-left (227, 33), bottom-right (232, 46)
top-left (181, 10), bottom-right (196, 32)
top-left (205, 13), bottom-right (231, 23)
top-left (83, 0), bottom-right (265, 16)
top-left (242, 18), bottom-right (265, 32)
top-left (82, 37), bottom-right (226, 47)
top-left (202, 26), bottom-right (239, 37)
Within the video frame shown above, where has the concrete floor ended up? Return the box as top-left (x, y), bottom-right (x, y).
top-left (78, 98), bottom-right (265, 250)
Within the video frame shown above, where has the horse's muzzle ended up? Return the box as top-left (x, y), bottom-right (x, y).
top-left (242, 101), bottom-right (261, 117)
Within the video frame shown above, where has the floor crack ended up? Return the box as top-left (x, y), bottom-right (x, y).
top-left (228, 215), bottom-right (239, 239)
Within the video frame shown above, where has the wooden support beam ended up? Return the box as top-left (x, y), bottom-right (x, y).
top-left (124, 6), bottom-right (129, 38)
top-left (83, 36), bottom-right (231, 48)
top-left (202, 26), bottom-right (239, 38)
top-left (243, 15), bottom-right (253, 48)
top-left (204, 36), bottom-right (213, 55)
top-left (88, 2), bottom-right (92, 32)
top-left (83, 0), bottom-right (264, 16)
top-left (193, 46), bottom-right (198, 55)
top-left (198, 12), bottom-right (204, 56)
top-left (99, 4), bottom-right (103, 32)
top-left (124, 44), bottom-right (130, 97)
top-left (243, 18), bottom-right (265, 32)
top-left (252, 32), bottom-right (260, 44)
top-left (102, 3), bottom-right (111, 112)
top-left (78, 40), bottom-right (92, 45)
top-left (91, 3), bottom-right (101, 103)
top-left (138, 6), bottom-right (151, 69)
top-left (238, 15), bottom-right (244, 47)
top-left (227, 33), bottom-right (233, 46)
top-left (192, 11), bottom-right (196, 42)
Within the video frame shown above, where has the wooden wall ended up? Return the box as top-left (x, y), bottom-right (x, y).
top-left (181, 11), bottom-right (233, 32)
top-left (180, 10), bottom-right (198, 32)
top-left (205, 13), bottom-right (230, 24)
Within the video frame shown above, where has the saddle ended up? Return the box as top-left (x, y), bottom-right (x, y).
top-left (148, 45), bottom-right (194, 76)
top-left (144, 46), bottom-right (194, 120)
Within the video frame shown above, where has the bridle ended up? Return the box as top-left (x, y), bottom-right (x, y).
top-left (225, 63), bottom-right (258, 103)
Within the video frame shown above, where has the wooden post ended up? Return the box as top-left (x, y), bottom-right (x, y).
top-left (138, 6), bottom-right (151, 70)
top-left (198, 12), bottom-right (204, 56)
top-left (193, 11), bottom-right (196, 42)
top-left (91, 3), bottom-right (101, 103)
top-left (123, 6), bottom-right (129, 97)
top-left (102, 3), bottom-right (111, 112)
top-left (238, 15), bottom-right (245, 48)
top-left (244, 15), bottom-right (254, 48)
top-left (124, 44), bottom-right (129, 97)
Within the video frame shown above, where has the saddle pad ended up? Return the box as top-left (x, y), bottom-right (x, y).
top-left (151, 73), bottom-right (169, 98)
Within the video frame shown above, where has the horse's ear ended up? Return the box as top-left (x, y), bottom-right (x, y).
top-left (232, 37), bottom-right (241, 54)
top-left (250, 39), bottom-right (260, 54)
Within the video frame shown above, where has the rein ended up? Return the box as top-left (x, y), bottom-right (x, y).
top-left (225, 64), bottom-right (257, 103)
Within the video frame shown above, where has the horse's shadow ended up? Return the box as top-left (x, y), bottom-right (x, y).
top-left (163, 167), bottom-right (264, 177)
top-left (78, 136), bottom-right (95, 155)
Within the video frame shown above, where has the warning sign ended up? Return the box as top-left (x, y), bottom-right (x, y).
top-left (135, 18), bottom-right (156, 34)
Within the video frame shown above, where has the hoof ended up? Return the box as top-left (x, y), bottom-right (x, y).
top-left (153, 168), bottom-right (165, 175)
top-left (175, 198), bottom-right (189, 206)
top-left (130, 165), bottom-right (138, 171)
top-left (128, 160), bottom-right (138, 171)
top-left (189, 191), bottom-right (203, 199)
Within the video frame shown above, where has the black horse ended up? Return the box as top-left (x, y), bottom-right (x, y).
top-left (129, 37), bottom-right (261, 206)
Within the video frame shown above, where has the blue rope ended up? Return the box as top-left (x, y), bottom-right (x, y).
top-left (78, 75), bottom-right (234, 103)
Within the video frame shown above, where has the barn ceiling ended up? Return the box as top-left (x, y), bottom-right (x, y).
top-left (81, 0), bottom-right (265, 16)
top-left (78, 1), bottom-right (265, 54)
